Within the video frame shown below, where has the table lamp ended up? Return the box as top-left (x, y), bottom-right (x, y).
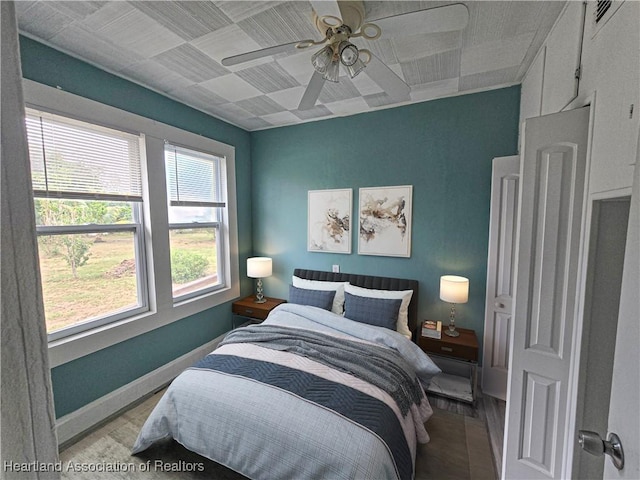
top-left (440, 275), bottom-right (469, 337)
top-left (247, 257), bottom-right (272, 303)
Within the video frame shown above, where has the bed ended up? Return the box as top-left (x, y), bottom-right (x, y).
top-left (132, 269), bottom-right (441, 479)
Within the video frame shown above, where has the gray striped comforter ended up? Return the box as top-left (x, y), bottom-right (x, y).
top-left (132, 303), bottom-right (440, 479)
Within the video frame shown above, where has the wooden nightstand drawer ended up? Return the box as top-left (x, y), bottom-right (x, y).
top-left (418, 327), bottom-right (479, 362)
top-left (232, 296), bottom-right (286, 321)
top-left (232, 303), bottom-right (268, 320)
top-left (419, 337), bottom-right (477, 361)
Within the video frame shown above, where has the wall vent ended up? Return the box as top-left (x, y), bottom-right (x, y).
top-left (595, 0), bottom-right (612, 22)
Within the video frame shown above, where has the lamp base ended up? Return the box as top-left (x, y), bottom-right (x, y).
top-left (445, 304), bottom-right (460, 337)
top-left (254, 278), bottom-right (266, 303)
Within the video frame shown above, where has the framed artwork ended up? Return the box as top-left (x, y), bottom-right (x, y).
top-left (358, 185), bottom-right (413, 257)
top-left (308, 188), bottom-right (352, 253)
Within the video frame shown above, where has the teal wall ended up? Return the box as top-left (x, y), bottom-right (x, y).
top-left (251, 87), bottom-right (520, 359)
top-left (21, 35), bottom-right (519, 417)
top-left (19, 36), bottom-right (254, 418)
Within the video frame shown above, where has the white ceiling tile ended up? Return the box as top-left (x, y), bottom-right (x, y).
top-left (214, 1), bottom-right (286, 23)
top-left (323, 96), bottom-right (370, 116)
top-left (237, 2), bottom-right (318, 46)
top-left (83, 3), bottom-right (184, 58)
top-left (208, 102), bottom-right (254, 120)
top-left (291, 104), bottom-right (333, 120)
top-left (267, 86), bottom-right (308, 110)
top-left (350, 70), bottom-right (385, 96)
top-left (260, 110), bottom-right (303, 126)
top-left (235, 62), bottom-right (300, 94)
top-left (236, 95), bottom-right (287, 116)
top-left (191, 24), bottom-right (262, 67)
top-left (49, 23), bottom-right (145, 73)
top-left (276, 49), bottom-right (316, 84)
top-left (47, 1), bottom-right (107, 21)
top-left (130, 2), bottom-right (232, 41)
top-left (17, 2), bottom-right (75, 40)
top-left (200, 75), bottom-right (264, 102)
top-left (391, 30), bottom-right (462, 62)
top-left (153, 44), bottom-right (229, 83)
top-left (461, 32), bottom-right (534, 76)
top-left (121, 60), bottom-right (194, 93)
top-left (459, 65), bottom-right (520, 92)
top-left (410, 77), bottom-right (459, 102)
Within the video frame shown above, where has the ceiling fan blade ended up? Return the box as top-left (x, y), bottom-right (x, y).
top-left (374, 3), bottom-right (469, 38)
top-left (364, 53), bottom-right (410, 101)
top-left (221, 41), bottom-right (301, 67)
top-left (298, 71), bottom-right (326, 110)
top-left (309, 0), bottom-right (342, 21)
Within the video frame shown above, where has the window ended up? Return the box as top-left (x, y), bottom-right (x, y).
top-left (165, 144), bottom-right (225, 301)
top-left (26, 108), bottom-right (147, 340)
top-left (25, 79), bottom-right (240, 365)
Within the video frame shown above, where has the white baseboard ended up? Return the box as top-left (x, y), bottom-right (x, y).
top-left (56, 333), bottom-right (226, 446)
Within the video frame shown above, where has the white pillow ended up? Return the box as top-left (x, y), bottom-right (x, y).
top-left (291, 276), bottom-right (349, 315)
top-left (344, 284), bottom-right (413, 338)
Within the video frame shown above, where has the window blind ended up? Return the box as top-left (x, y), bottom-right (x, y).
top-left (25, 108), bottom-right (143, 201)
top-left (165, 143), bottom-right (225, 208)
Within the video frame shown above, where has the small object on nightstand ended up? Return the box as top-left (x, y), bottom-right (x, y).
top-left (418, 327), bottom-right (478, 404)
top-left (421, 320), bottom-right (442, 339)
top-left (232, 295), bottom-right (286, 328)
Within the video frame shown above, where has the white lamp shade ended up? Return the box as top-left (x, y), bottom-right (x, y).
top-left (247, 257), bottom-right (272, 278)
top-left (440, 275), bottom-right (469, 304)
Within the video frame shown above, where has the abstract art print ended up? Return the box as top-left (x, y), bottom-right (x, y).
top-left (308, 188), bottom-right (352, 253)
top-left (358, 185), bottom-right (413, 257)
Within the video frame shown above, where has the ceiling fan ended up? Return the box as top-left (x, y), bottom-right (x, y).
top-left (221, 1), bottom-right (469, 111)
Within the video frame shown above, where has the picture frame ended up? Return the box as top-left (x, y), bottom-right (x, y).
top-left (358, 185), bottom-right (413, 257)
top-left (308, 188), bottom-right (352, 253)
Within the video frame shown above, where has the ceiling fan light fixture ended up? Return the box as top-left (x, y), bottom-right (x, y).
top-left (311, 45), bottom-right (334, 74)
top-left (346, 57), bottom-right (366, 79)
top-left (338, 41), bottom-right (359, 67)
top-left (323, 59), bottom-right (340, 83)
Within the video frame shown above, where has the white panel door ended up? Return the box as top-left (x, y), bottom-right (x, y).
top-left (603, 139), bottom-right (639, 479)
top-left (503, 106), bottom-right (590, 479)
top-left (482, 155), bottom-right (519, 401)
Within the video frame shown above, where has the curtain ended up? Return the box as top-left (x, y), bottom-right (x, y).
top-left (1, 2), bottom-right (60, 478)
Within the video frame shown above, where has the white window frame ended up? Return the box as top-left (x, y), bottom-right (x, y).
top-left (165, 143), bottom-right (226, 302)
top-left (23, 79), bottom-right (240, 368)
top-left (27, 108), bottom-right (150, 341)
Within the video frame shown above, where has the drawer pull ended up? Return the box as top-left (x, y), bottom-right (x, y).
top-left (244, 309), bottom-right (254, 314)
top-left (441, 347), bottom-right (453, 352)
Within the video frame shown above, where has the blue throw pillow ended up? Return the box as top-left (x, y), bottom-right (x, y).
top-left (289, 285), bottom-right (336, 311)
top-left (344, 292), bottom-right (402, 330)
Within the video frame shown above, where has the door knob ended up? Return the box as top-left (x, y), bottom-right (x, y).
top-left (578, 430), bottom-right (624, 470)
top-left (494, 301), bottom-right (505, 308)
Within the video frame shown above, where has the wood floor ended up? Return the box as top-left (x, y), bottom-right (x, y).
top-left (59, 388), bottom-right (506, 479)
top-left (427, 391), bottom-right (506, 476)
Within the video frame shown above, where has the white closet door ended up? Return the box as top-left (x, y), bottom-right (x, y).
top-left (503, 106), bottom-right (590, 479)
top-left (482, 155), bottom-right (519, 401)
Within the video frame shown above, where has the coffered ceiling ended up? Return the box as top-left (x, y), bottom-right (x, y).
top-left (17, 1), bottom-right (567, 131)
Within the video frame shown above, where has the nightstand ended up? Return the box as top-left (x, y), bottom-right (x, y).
top-left (231, 295), bottom-right (286, 328)
top-left (418, 326), bottom-right (479, 404)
